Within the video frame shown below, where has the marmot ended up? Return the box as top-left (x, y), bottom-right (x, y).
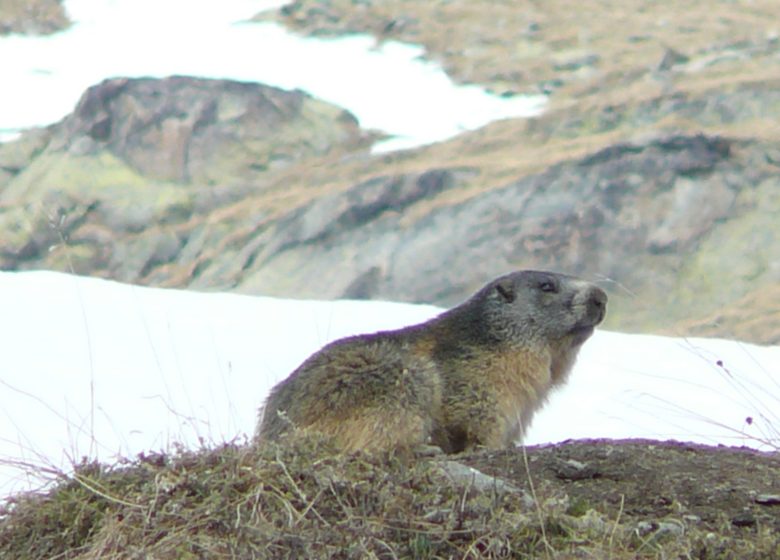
top-left (256, 270), bottom-right (607, 454)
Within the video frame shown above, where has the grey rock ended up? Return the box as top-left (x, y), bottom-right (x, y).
top-left (731, 511), bottom-right (756, 527)
top-left (53, 76), bottom-right (369, 184)
top-left (234, 134), bottom-right (739, 306)
top-left (637, 519), bottom-right (685, 537)
top-left (755, 494), bottom-right (780, 505)
top-left (657, 47), bottom-right (689, 71)
top-left (436, 460), bottom-right (533, 507)
top-left (553, 458), bottom-right (600, 481)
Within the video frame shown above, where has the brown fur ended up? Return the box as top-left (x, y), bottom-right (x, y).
top-left (256, 270), bottom-right (607, 454)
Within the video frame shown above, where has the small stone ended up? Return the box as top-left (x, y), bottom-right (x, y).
top-left (423, 509), bottom-right (450, 523)
top-left (553, 458), bottom-right (599, 480)
top-left (657, 47), bottom-right (689, 71)
top-left (637, 519), bottom-right (685, 537)
top-left (755, 494), bottom-right (780, 505)
top-left (731, 512), bottom-right (756, 527)
top-left (636, 521), bottom-right (655, 535)
top-left (436, 460), bottom-right (527, 502)
top-left (656, 520), bottom-right (685, 536)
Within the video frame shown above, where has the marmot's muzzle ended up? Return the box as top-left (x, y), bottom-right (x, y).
top-left (586, 286), bottom-right (608, 325)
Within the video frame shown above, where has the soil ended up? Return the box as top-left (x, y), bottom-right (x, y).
top-left (465, 439), bottom-right (780, 537)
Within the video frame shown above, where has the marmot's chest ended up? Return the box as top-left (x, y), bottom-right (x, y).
top-left (484, 347), bottom-right (554, 443)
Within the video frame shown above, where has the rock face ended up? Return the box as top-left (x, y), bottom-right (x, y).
top-left (226, 167), bottom-right (476, 298)
top-left (226, 134), bottom-right (780, 338)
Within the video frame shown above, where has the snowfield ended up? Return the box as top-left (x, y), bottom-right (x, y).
top-left (1, 271), bottom-right (778, 498)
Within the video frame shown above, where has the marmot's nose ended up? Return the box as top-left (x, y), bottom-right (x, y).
top-left (587, 286), bottom-right (608, 323)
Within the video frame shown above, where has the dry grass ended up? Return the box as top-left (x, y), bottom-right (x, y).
top-left (672, 284), bottom-right (780, 346)
top-left (2, 435), bottom-right (779, 559)
top-left (1, 439), bottom-right (543, 559)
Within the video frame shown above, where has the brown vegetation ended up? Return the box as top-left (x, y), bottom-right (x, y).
top-left (264, 0), bottom-right (780, 112)
top-left (2, 438), bottom-right (778, 559)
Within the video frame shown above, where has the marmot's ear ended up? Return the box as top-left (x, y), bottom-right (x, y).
top-left (495, 278), bottom-right (516, 303)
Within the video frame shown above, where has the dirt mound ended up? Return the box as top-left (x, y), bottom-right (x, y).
top-left (2, 438), bottom-right (778, 558)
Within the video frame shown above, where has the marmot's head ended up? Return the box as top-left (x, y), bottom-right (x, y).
top-left (479, 270), bottom-right (607, 346)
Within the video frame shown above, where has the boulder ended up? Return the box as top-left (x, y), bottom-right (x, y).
top-left (19, 76), bottom-right (370, 189)
top-left (0, 76), bottom-right (371, 282)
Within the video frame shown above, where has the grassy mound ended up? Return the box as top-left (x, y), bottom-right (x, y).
top-left (1, 438), bottom-right (778, 558)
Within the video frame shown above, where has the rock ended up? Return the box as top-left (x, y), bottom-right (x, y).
top-left (551, 50), bottom-right (600, 72)
top-left (109, 229), bottom-right (184, 282)
top-left (3, 101), bottom-right (780, 341)
top-left (436, 460), bottom-right (531, 505)
top-left (0, 191), bottom-right (92, 263)
top-left (552, 459), bottom-right (600, 481)
top-left (637, 519), bottom-right (685, 538)
top-left (645, 176), bottom-right (735, 253)
top-left (1, 75), bottom-right (369, 201)
top-left (281, 167), bottom-right (461, 245)
top-left (341, 266), bottom-right (383, 299)
top-left (731, 512), bottom-right (756, 527)
top-left (0, 76), bottom-right (371, 284)
top-left (0, 0), bottom-right (70, 36)
top-left (233, 167), bottom-right (475, 296)
top-left (0, 128), bottom-right (52, 189)
top-left (49, 76), bottom-right (370, 185)
top-left (657, 47), bottom-right (689, 71)
top-left (756, 494), bottom-right (780, 506)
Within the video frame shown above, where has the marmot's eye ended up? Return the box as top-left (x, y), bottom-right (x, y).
top-left (539, 280), bottom-right (558, 293)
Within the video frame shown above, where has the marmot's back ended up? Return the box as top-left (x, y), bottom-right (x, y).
top-left (257, 333), bottom-right (443, 453)
top-left (255, 270), bottom-right (607, 454)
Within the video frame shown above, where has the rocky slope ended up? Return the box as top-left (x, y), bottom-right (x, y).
top-left (1, 1), bottom-right (780, 343)
top-left (261, 0), bottom-right (780, 110)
